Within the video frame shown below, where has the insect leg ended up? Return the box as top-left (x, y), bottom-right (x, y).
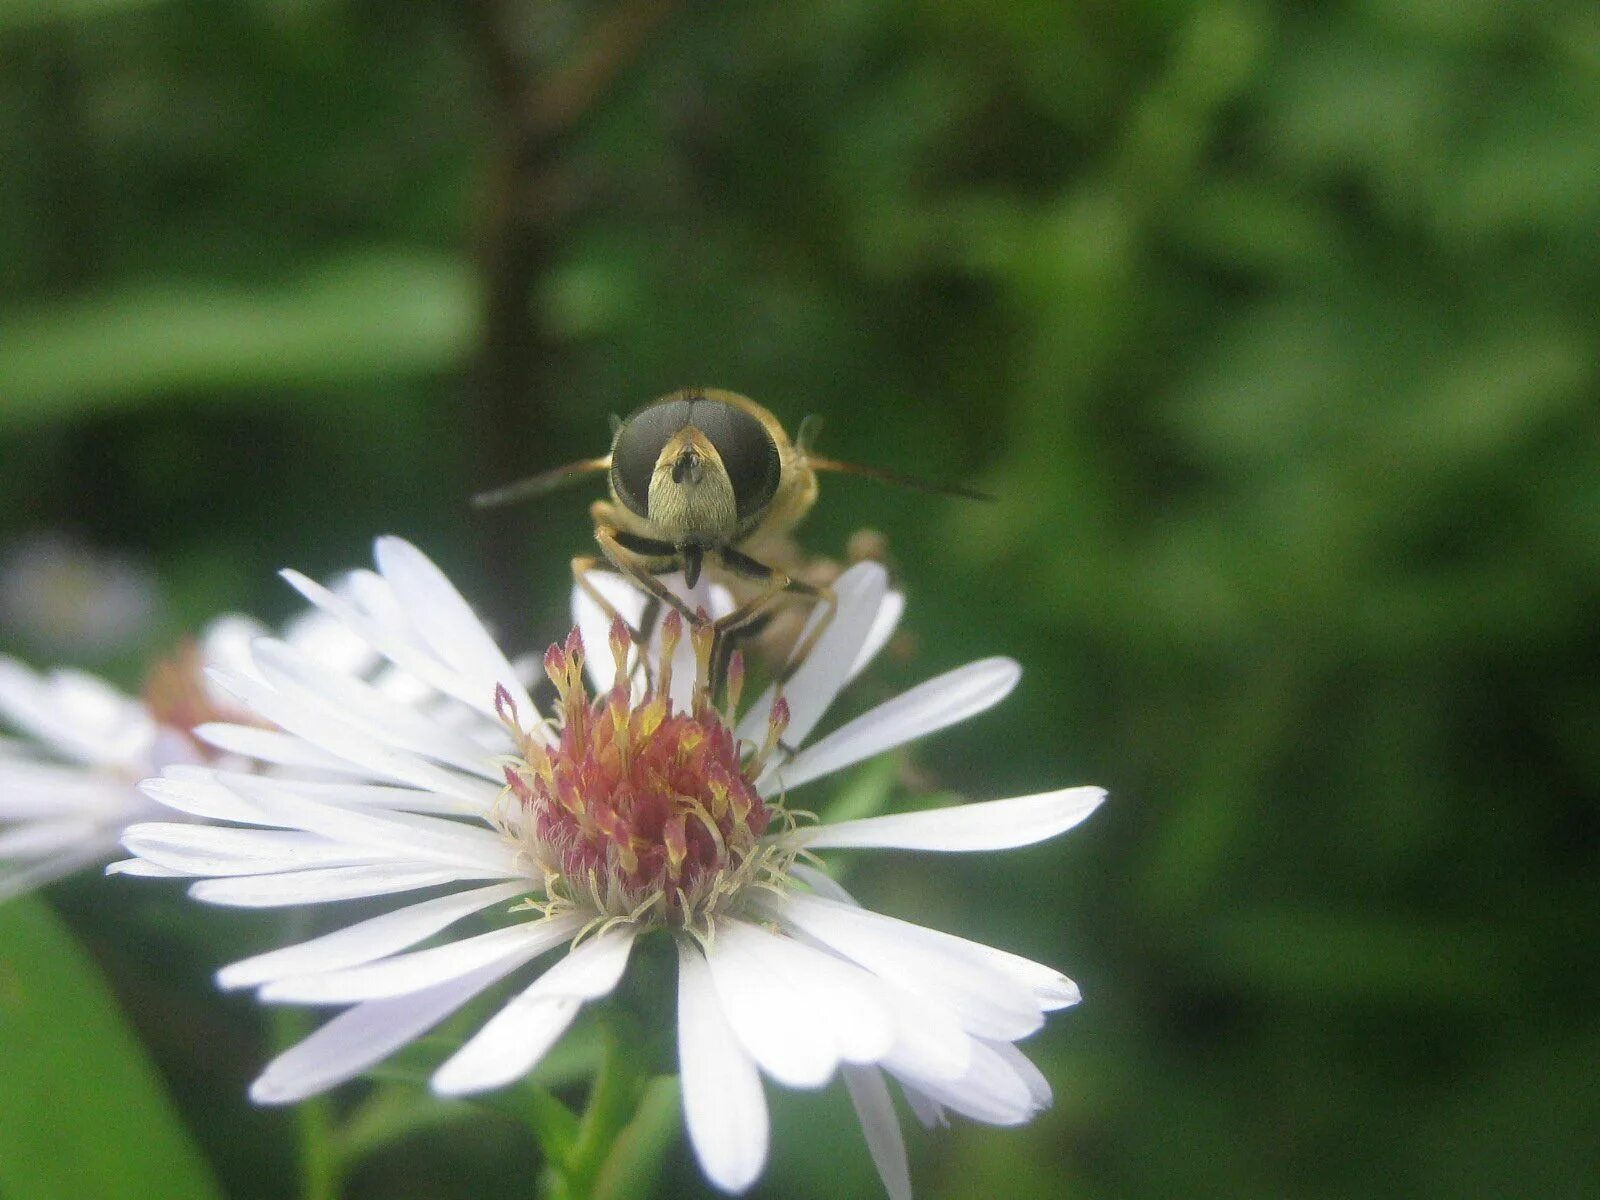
top-left (637, 594), bottom-right (664, 643)
top-left (594, 526), bottom-right (700, 625)
top-left (629, 594), bottom-right (665, 690)
top-left (714, 546), bottom-right (837, 687)
top-left (774, 582), bottom-right (838, 687)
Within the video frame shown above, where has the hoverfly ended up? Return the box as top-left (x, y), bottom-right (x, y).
top-left (474, 388), bottom-right (987, 683)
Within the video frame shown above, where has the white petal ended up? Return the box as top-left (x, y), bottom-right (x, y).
top-left (754, 893), bottom-right (1043, 1041)
top-left (889, 1038), bottom-right (1040, 1127)
top-left (875, 981), bottom-right (974, 1084)
top-left (843, 1066), bottom-right (912, 1200)
top-left (220, 776), bottom-right (516, 873)
top-left (256, 777), bottom-right (480, 817)
top-left (141, 773), bottom-right (273, 825)
top-left (370, 662), bottom-right (439, 707)
top-left (736, 562), bottom-right (887, 749)
top-left (146, 729), bottom-right (207, 773)
top-left (822, 889), bottom-right (1076, 1018)
top-left (282, 568), bottom-right (541, 736)
top-left (191, 863), bottom-right (499, 907)
top-left (0, 819), bottom-right (107, 859)
top-left (777, 903), bottom-right (973, 1085)
top-left (373, 537), bottom-right (538, 719)
top-left (749, 922), bottom-right (897, 1065)
top-left (677, 940), bottom-right (768, 1194)
top-left (782, 865), bottom-right (1079, 1012)
top-left (198, 615), bottom-right (272, 684)
top-left (121, 823), bottom-right (391, 877)
top-left (251, 638), bottom-right (500, 778)
top-left (343, 570), bottom-right (412, 641)
top-left (249, 956), bottom-right (523, 1105)
top-left (0, 657), bottom-right (153, 768)
top-left (701, 928), bottom-right (836, 1088)
top-left (960, 944), bottom-right (1081, 1012)
top-left (275, 604), bottom-right (380, 679)
top-left (217, 881), bottom-right (528, 990)
top-left (986, 1040), bottom-right (1052, 1109)
top-left (438, 997), bottom-right (581, 1097)
top-left (702, 919), bottom-right (892, 1087)
top-left (194, 723), bottom-right (361, 775)
top-left (762, 657), bottom-right (1020, 794)
top-left (205, 668), bottom-right (490, 804)
top-left (155, 769), bottom-right (477, 821)
top-left (259, 916), bottom-right (580, 1004)
top-left (430, 925), bottom-right (637, 1095)
top-left (845, 590), bottom-right (904, 684)
top-left (106, 857), bottom-right (187, 877)
top-left (521, 924), bottom-right (639, 1000)
top-left (46, 668), bottom-right (140, 728)
top-left (794, 786), bottom-right (1106, 852)
top-left (0, 760), bottom-right (138, 820)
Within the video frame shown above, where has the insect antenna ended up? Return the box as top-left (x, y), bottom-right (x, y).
top-left (806, 456), bottom-right (994, 503)
top-left (472, 456), bottom-right (611, 509)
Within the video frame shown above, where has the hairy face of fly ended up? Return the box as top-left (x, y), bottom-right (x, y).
top-left (647, 426), bottom-right (739, 544)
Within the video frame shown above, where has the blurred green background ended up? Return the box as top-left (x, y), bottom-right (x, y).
top-left (2, 1), bottom-right (1598, 1198)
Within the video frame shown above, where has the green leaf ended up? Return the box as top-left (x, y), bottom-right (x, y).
top-left (0, 896), bottom-right (223, 1200)
top-left (590, 1077), bottom-right (681, 1200)
top-left (0, 249), bottom-right (475, 425)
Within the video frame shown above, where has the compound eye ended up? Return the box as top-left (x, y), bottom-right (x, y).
top-left (610, 399), bottom-right (693, 518)
top-left (691, 398), bottom-right (781, 524)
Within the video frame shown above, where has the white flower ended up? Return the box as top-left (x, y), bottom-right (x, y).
top-left (0, 599), bottom-right (421, 900)
top-left (119, 537), bottom-right (1105, 1198)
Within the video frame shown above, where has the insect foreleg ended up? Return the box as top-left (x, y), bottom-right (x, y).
top-left (594, 526), bottom-right (700, 625)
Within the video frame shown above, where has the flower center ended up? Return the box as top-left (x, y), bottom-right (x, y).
top-left (141, 639), bottom-right (256, 761)
top-left (499, 613), bottom-right (792, 931)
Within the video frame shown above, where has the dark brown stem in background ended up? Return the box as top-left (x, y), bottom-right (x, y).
top-left (458, 0), bottom-right (674, 645)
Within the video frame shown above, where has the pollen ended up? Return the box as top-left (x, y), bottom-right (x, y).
top-left (499, 612), bottom-right (792, 930)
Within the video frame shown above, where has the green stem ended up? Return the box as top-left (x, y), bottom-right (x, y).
top-left (534, 1017), bottom-right (652, 1200)
top-left (547, 1017), bottom-right (645, 1200)
top-left (272, 1008), bottom-right (343, 1200)
top-left (297, 1096), bottom-right (343, 1200)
